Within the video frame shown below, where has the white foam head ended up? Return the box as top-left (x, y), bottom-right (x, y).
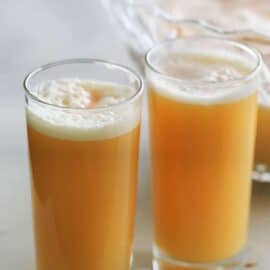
top-left (27, 79), bottom-right (141, 141)
top-left (147, 52), bottom-right (260, 105)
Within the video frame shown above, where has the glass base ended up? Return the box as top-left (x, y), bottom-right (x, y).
top-left (253, 163), bottom-right (270, 183)
top-left (152, 246), bottom-right (260, 270)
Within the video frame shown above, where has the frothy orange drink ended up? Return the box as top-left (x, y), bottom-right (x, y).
top-left (26, 79), bottom-right (141, 270)
top-left (254, 57), bottom-right (270, 180)
top-left (147, 53), bottom-right (259, 263)
top-left (255, 104), bottom-right (270, 176)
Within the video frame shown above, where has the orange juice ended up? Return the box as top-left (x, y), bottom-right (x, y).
top-left (26, 79), bottom-right (141, 270)
top-left (147, 53), bottom-right (259, 263)
top-left (255, 105), bottom-right (270, 172)
top-left (253, 55), bottom-right (270, 180)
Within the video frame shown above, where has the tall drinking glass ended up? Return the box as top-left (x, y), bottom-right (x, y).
top-left (23, 59), bottom-right (143, 270)
top-left (145, 38), bottom-right (262, 269)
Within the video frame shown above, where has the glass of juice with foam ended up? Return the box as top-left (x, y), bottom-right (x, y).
top-left (145, 37), bottom-right (262, 269)
top-left (23, 59), bottom-right (143, 270)
top-left (254, 56), bottom-right (270, 182)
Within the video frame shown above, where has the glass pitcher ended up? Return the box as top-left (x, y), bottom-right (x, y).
top-left (103, 0), bottom-right (270, 183)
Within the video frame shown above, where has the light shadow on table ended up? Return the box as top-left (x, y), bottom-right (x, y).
top-left (133, 250), bottom-right (153, 269)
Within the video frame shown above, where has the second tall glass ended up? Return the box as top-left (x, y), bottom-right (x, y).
top-left (145, 37), bottom-right (262, 269)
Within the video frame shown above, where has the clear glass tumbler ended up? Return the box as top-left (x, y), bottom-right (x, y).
top-left (145, 37), bottom-right (262, 269)
top-left (23, 59), bottom-right (143, 270)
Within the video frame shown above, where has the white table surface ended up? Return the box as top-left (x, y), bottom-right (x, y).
top-left (0, 1), bottom-right (269, 269)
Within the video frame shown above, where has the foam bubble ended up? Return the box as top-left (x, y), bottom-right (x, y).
top-left (27, 79), bottom-right (140, 141)
top-left (148, 53), bottom-right (258, 105)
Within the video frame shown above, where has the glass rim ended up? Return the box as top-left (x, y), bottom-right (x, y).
top-left (23, 58), bottom-right (144, 112)
top-left (145, 36), bottom-right (263, 88)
